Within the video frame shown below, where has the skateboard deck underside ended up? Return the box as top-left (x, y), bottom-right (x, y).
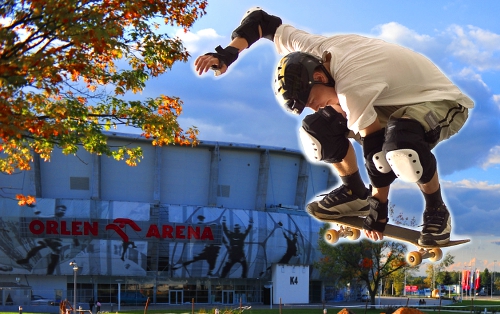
top-left (325, 216), bottom-right (470, 248)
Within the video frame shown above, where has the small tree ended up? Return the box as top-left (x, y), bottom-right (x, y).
top-left (316, 225), bottom-right (408, 305)
top-left (424, 252), bottom-right (455, 289)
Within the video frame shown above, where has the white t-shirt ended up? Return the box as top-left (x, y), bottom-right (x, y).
top-left (274, 25), bottom-right (474, 133)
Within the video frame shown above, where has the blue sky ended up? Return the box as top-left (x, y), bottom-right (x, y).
top-left (137, 0), bottom-right (500, 272)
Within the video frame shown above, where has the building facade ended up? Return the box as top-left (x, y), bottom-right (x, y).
top-left (0, 133), bottom-right (336, 309)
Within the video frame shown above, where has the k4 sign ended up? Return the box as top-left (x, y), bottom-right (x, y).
top-left (272, 264), bottom-right (309, 304)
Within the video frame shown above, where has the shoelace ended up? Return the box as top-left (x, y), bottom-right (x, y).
top-left (318, 186), bottom-right (351, 202)
top-left (420, 210), bottom-right (446, 232)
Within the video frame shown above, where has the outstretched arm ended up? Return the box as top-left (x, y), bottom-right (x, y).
top-left (194, 8), bottom-right (281, 76)
top-left (194, 37), bottom-right (250, 76)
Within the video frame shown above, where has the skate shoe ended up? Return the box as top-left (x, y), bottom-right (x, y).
top-left (418, 204), bottom-right (451, 246)
top-left (306, 185), bottom-right (370, 220)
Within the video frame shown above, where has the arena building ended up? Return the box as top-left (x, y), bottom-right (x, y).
top-left (0, 132), bottom-right (338, 311)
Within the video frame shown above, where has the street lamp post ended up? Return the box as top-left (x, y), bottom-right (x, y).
top-left (493, 260), bottom-right (497, 299)
top-left (264, 282), bottom-right (273, 309)
top-left (116, 279), bottom-right (123, 311)
top-left (404, 268), bottom-right (407, 297)
top-left (69, 261), bottom-right (78, 314)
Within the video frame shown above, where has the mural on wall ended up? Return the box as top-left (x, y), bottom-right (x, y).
top-left (168, 206), bottom-right (321, 279)
top-left (0, 198), bottom-right (150, 276)
top-left (0, 198), bottom-right (94, 276)
top-left (0, 199), bottom-right (322, 278)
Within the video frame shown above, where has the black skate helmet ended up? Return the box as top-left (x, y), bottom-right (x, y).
top-left (273, 51), bottom-right (335, 115)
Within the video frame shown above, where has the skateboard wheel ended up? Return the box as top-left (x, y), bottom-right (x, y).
top-left (324, 229), bottom-right (339, 244)
top-left (406, 251), bottom-right (422, 266)
top-left (428, 248), bottom-right (443, 262)
top-left (346, 228), bottom-right (361, 241)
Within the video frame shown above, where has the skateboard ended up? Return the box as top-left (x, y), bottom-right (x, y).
top-left (323, 216), bottom-right (470, 266)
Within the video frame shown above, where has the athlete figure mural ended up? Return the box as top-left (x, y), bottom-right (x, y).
top-left (173, 215), bottom-right (222, 277)
top-left (260, 221), bottom-right (301, 277)
top-left (277, 223), bottom-right (299, 264)
top-left (220, 216), bottom-right (253, 278)
top-left (16, 205), bottom-right (80, 275)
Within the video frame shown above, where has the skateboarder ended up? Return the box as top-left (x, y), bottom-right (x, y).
top-left (194, 7), bottom-right (474, 246)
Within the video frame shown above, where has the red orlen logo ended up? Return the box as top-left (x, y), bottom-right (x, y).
top-left (105, 218), bottom-right (141, 242)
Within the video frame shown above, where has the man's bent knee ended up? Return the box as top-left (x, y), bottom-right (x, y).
top-left (383, 118), bottom-right (436, 184)
top-left (300, 106), bottom-right (349, 163)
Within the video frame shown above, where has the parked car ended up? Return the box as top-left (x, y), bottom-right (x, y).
top-left (356, 294), bottom-right (370, 302)
top-left (31, 295), bottom-right (54, 305)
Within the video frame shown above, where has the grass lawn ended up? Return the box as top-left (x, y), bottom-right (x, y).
top-left (8, 300), bottom-right (500, 314)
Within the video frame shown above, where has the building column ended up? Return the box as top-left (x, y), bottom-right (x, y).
top-left (153, 146), bottom-right (162, 203)
top-left (90, 154), bottom-right (101, 200)
top-left (207, 144), bottom-right (220, 206)
top-left (294, 158), bottom-right (309, 210)
top-left (28, 154), bottom-right (42, 197)
top-left (255, 150), bottom-right (270, 211)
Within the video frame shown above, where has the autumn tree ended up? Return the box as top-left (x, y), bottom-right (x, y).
top-left (316, 224), bottom-right (408, 305)
top-left (315, 204), bottom-right (423, 303)
top-left (382, 202), bottom-right (421, 296)
top-left (0, 0), bottom-right (205, 184)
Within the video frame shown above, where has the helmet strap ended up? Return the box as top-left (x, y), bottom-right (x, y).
top-left (319, 65), bottom-right (336, 88)
top-left (320, 52), bottom-right (335, 87)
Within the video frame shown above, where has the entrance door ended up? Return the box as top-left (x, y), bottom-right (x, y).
top-left (222, 290), bottom-right (234, 304)
top-left (169, 290), bottom-right (183, 304)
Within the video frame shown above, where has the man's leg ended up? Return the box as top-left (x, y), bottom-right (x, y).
top-left (383, 101), bottom-right (467, 244)
top-left (418, 171), bottom-right (451, 245)
top-left (300, 107), bottom-right (370, 219)
top-left (360, 126), bottom-right (397, 241)
top-left (384, 118), bottom-right (450, 245)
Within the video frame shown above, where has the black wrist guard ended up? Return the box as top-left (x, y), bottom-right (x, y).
top-left (363, 196), bottom-right (389, 233)
top-left (204, 45), bottom-right (239, 70)
top-left (231, 9), bottom-right (282, 47)
top-left (362, 128), bottom-right (397, 188)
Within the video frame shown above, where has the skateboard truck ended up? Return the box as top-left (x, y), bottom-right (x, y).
top-left (324, 225), bottom-right (361, 243)
top-left (406, 247), bottom-right (443, 266)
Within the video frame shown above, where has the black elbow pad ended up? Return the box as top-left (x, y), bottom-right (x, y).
top-left (231, 9), bottom-right (282, 47)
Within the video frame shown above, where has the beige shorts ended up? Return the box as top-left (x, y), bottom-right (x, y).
top-left (373, 100), bottom-right (469, 148)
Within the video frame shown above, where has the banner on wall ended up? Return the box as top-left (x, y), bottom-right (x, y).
top-left (0, 199), bottom-right (322, 278)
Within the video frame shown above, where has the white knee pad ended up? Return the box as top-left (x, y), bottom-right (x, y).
top-left (386, 149), bottom-right (423, 183)
top-left (372, 151), bottom-right (392, 174)
top-left (299, 127), bottom-right (322, 162)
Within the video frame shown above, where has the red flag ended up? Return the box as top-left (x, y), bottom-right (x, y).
top-left (475, 269), bottom-right (481, 290)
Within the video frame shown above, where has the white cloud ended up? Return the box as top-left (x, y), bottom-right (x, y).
top-left (175, 28), bottom-right (223, 55)
top-left (372, 22), bottom-right (500, 83)
top-left (493, 95), bottom-right (500, 109)
top-left (481, 146), bottom-right (500, 169)
top-left (442, 179), bottom-right (500, 190)
top-left (372, 22), bottom-right (437, 54)
top-left (446, 25), bottom-right (500, 71)
top-left (455, 67), bottom-right (489, 89)
top-left (178, 116), bottom-right (255, 144)
top-left (388, 180), bottom-right (420, 191)
top-left (374, 22), bottom-right (433, 44)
